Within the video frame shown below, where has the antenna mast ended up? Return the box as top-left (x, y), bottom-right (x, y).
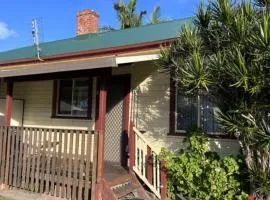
top-left (32, 19), bottom-right (43, 61)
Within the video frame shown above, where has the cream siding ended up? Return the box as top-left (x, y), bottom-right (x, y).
top-left (129, 62), bottom-right (240, 156)
top-left (0, 78), bottom-right (96, 130)
top-left (0, 61), bottom-right (240, 156)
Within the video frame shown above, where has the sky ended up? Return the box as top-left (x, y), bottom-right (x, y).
top-left (0, 0), bottom-right (201, 52)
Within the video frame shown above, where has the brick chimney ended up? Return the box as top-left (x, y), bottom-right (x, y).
top-left (76, 9), bottom-right (99, 35)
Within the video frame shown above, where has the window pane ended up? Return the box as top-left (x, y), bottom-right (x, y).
top-left (58, 80), bottom-right (72, 115)
top-left (176, 91), bottom-right (222, 133)
top-left (201, 95), bottom-right (221, 134)
top-left (72, 78), bottom-right (89, 117)
top-left (176, 93), bottom-right (198, 131)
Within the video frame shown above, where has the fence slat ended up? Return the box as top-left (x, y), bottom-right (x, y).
top-left (39, 129), bottom-right (47, 193)
top-left (25, 128), bottom-right (33, 189)
top-left (55, 130), bottom-right (63, 197)
top-left (91, 132), bottom-right (98, 200)
top-left (1, 127), bottom-right (8, 184)
top-left (21, 128), bottom-right (29, 189)
top-left (30, 128), bottom-right (37, 191)
top-left (35, 129), bottom-right (42, 192)
top-left (50, 129), bottom-right (57, 196)
top-left (0, 126), bottom-right (4, 184)
top-left (72, 130), bottom-right (80, 200)
top-left (67, 131), bottom-right (74, 199)
top-left (5, 127), bottom-right (11, 185)
top-left (85, 131), bottom-right (92, 200)
top-left (13, 127), bottom-right (20, 187)
top-left (61, 130), bottom-right (68, 198)
top-left (8, 127), bottom-right (16, 186)
top-left (78, 130), bottom-right (86, 200)
top-left (45, 129), bottom-right (52, 194)
top-left (0, 126), bottom-right (5, 184)
top-left (17, 127), bottom-right (24, 188)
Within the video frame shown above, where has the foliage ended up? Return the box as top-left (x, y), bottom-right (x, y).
top-left (99, 25), bottom-right (115, 32)
top-left (158, 0), bottom-right (270, 198)
top-left (114, 0), bottom-right (146, 29)
top-left (113, 0), bottom-right (165, 29)
top-left (150, 5), bottom-right (161, 25)
top-left (160, 129), bottom-right (248, 200)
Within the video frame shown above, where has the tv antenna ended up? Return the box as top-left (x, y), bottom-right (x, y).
top-left (32, 19), bottom-right (43, 61)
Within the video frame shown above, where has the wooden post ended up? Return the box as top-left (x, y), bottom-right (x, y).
top-left (5, 82), bottom-right (13, 126)
top-left (96, 77), bottom-right (107, 200)
top-left (160, 160), bottom-right (167, 200)
top-left (129, 121), bottom-right (135, 173)
top-left (147, 146), bottom-right (153, 184)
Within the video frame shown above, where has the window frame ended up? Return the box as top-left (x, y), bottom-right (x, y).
top-left (52, 77), bottom-right (93, 120)
top-left (169, 75), bottom-right (232, 138)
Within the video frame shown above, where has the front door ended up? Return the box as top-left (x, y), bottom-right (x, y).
top-left (104, 76), bottom-right (130, 167)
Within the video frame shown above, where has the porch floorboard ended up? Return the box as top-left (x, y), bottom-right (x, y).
top-left (104, 161), bottom-right (128, 181)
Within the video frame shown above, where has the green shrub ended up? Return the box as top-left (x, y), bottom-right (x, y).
top-left (160, 129), bottom-right (248, 200)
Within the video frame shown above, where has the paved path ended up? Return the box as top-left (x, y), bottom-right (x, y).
top-left (0, 190), bottom-right (43, 200)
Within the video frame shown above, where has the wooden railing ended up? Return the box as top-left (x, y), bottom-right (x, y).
top-left (129, 122), bottom-right (167, 200)
top-left (0, 126), bottom-right (98, 200)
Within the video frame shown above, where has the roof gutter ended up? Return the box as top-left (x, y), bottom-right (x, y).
top-left (0, 38), bottom-right (175, 67)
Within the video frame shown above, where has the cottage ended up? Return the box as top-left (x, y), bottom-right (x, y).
top-left (0, 9), bottom-right (240, 200)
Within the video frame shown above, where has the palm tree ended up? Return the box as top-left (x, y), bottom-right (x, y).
top-left (114, 0), bottom-right (165, 29)
top-left (114, 0), bottom-right (147, 29)
top-left (158, 0), bottom-right (270, 199)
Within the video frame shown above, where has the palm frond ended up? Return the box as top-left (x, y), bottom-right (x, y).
top-left (151, 5), bottom-right (161, 24)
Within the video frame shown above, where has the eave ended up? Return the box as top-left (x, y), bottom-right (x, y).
top-left (0, 38), bottom-right (174, 67)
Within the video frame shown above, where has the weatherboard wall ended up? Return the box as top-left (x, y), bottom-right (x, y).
top-left (0, 61), bottom-right (240, 156)
top-left (114, 62), bottom-right (241, 156)
top-left (0, 79), bottom-right (97, 130)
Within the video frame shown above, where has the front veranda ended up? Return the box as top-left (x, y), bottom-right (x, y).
top-left (0, 66), bottom-right (132, 200)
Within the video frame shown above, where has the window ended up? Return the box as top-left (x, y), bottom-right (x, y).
top-left (53, 78), bottom-right (92, 118)
top-left (176, 90), bottom-right (221, 134)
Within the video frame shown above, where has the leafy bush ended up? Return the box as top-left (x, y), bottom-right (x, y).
top-left (160, 129), bottom-right (248, 200)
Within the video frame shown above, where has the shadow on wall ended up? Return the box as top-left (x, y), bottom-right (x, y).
top-left (130, 62), bottom-right (240, 156)
top-left (132, 66), bottom-right (170, 137)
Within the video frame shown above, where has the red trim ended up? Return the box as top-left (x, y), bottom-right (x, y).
top-left (102, 180), bottom-right (118, 200)
top-left (129, 121), bottom-right (135, 173)
top-left (0, 39), bottom-right (174, 67)
top-left (96, 77), bottom-right (107, 185)
top-left (169, 72), bottom-right (176, 135)
top-left (5, 82), bottom-right (13, 126)
top-left (248, 196), bottom-right (254, 200)
top-left (147, 146), bottom-right (153, 184)
top-left (160, 160), bottom-right (167, 200)
top-left (99, 77), bottom-right (107, 131)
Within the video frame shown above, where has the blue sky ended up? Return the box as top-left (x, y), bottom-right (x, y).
top-left (0, 0), bottom-right (201, 52)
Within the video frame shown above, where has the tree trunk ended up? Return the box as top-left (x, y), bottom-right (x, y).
top-left (266, 194), bottom-right (270, 200)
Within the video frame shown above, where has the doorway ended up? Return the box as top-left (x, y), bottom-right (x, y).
top-left (104, 75), bottom-right (130, 178)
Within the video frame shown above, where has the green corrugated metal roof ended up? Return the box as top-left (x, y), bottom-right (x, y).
top-left (0, 17), bottom-right (193, 62)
